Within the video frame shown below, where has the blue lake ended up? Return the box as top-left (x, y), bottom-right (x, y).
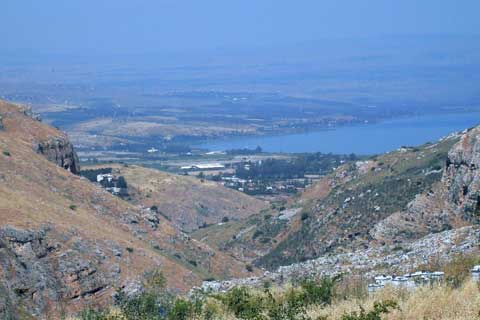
top-left (199, 112), bottom-right (480, 154)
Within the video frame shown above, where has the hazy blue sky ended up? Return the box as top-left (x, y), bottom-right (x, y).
top-left (2, 0), bottom-right (480, 55)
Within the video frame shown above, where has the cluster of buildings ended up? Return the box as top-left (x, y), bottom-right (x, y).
top-left (221, 176), bottom-right (301, 195)
top-left (368, 271), bottom-right (444, 292)
top-left (368, 265), bottom-right (480, 292)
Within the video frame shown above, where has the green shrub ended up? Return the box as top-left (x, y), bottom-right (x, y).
top-left (78, 308), bottom-right (110, 320)
top-left (119, 292), bottom-right (165, 320)
top-left (113, 269), bottom-right (173, 319)
top-left (69, 204), bottom-right (77, 211)
top-left (301, 212), bottom-right (309, 221)
top-left (218, 286), bottom-right (265, 320)
top-left (2, 151), bottom-right (10, 157)
top-left (341, 300), bottom-right (398, 320)
top-left (253, 230), bottom-right (264, 239)
top-left (265, 288), bottom-right (309, 320)
top-left (300, 276), bottom-right (340, 306)
top-left (167, 299), bottom-right (195, 320)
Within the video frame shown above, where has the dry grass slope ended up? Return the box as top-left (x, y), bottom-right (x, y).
top-left (83, 163), bottom-right (267, 232)
top-left (0, 100), bottom-right (254, 317)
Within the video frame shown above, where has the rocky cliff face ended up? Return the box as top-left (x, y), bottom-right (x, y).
top-left (371, 128), bottom-right (480, 243)
top-left (0, 225), bottom-right (120, 318)
top-left (444, 127), bottom-right (480, 221)
top-left (36, 137), bottom-right (80, 174)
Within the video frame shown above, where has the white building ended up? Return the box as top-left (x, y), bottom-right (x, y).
top-left (97, 173), bottom-right (113, 183)
top-left (181, 163), bottom-right (225, 171)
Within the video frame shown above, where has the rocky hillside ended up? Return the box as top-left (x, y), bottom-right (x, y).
top-left (200, 225), bottom-right (479, 293)
top-left (194, 127), bottom-right (480, 271)
top-left (0, 100), bottom-right (254, 319)
top-left (257, 128), bottom-right (480, 268)
top-left (82, 164), bottom-right (267, 232)
top-left (199, 127), bottom-right (480, 292)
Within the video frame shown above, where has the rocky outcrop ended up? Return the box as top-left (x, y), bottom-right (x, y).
top-left (444, 127), bottom-right (480, 221)
top-left (19, 105), bottom-right (42, 122)
top-left (0, 225), bottom-right (121, 319)
top-left (371, 129), bottom-right (480, 243)
top-left (36, 137), bottom-right (80, 174)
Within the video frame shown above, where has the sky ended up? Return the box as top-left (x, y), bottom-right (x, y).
top-left (1, 0), bottom-right (480, 56)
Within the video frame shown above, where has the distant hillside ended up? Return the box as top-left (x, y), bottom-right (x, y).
top-left (0, 100), bottom-right (254, 319)
top-left (82, 164), bottom-right (267, 232)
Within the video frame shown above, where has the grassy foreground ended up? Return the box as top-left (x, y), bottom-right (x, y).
top-left (74, 272), bottom-right (480, 320)
top-left (310, 280), bottom-right (480, 320)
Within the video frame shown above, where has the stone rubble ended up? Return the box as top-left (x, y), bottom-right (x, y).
top-left (197, 226), bottom-right (479, 293)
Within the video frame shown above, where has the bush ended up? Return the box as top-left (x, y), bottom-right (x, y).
top-left (341, 300), bottom-right (398, 320)
top-left (119, 292), bottom-right (166, 320)
top-left (265, 288), bottom-right (309, 320)
top-left (218, 286), bottom-right (265, 320)
top-left (252, 230), bottom-right (264, 239)
top-left (167, 299), bottom-right (195, 320)
top-left (300, 276), bottom-right (340, 307)
top-left (301, 212), bottom-right (309, 221)
top-left (2, 151), bottom-right (10, 157)
top-left (69, 204), bottom-right (77, 211)
top-left (78, 309), bottom-right (110, 320)
top-left (114, 269), bottom-right (172, 319)
top-left (188, 259), bottom-right (198, 267)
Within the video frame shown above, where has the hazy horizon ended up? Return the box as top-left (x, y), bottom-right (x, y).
top-left (2, 0), bottom-right (480, 58)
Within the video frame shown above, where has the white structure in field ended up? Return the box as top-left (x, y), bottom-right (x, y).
top-left (97, 173), bottom-right (113, 183)
top-left (106, 187), bottom-right (122, 195)
top-left (472, 265), bottom-right (480, 282)
top-left (180, 163), bottom-right (225, 170)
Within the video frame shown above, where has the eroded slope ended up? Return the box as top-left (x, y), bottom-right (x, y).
top-left (0, 100), bottom-right (252, 318)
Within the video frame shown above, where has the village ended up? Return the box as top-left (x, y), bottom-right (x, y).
top-left (169, 151), bottom-right (354, 198)
top-left (178, 160), bottom-right (319, 197)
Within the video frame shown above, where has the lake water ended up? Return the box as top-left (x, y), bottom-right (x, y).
top-left (199, 112), bottom-right (480, 154)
